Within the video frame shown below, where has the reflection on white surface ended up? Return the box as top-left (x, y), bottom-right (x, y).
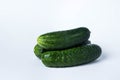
top-left (0, 0), bottom-right (120, 80)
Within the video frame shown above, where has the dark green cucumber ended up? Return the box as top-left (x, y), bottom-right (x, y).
top-left (41, 44), bottom-right (102, 67)
top-left (34, 40), bottom-right (91, 59)
top-left (37, 27), bottom-right (90, 50)
top-left (34, 44), bottom-right (44, 59)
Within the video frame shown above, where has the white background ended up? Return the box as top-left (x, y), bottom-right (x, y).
top-left (0, 0), bottom-right (120, 80)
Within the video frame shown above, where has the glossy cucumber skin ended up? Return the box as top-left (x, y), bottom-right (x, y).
top-left (41, 44), bottom-right (102, 67)
top-left (37, 27), bottom-right (90, 50)
top-left (34, 40), bottom-right (91, 59)
top-left (34, 44), bottom-right (44, 59)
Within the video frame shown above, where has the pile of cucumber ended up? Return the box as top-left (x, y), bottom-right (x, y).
top-left (34, 27), bottom-right (102, 67)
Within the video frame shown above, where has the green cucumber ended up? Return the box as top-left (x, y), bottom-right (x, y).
top-left (34, 44), bottom-right (44, 59)
top-left (41, 44), bottom-right (102, 67)
top-left (34, 40), bottom-right (91, 59)
top-left (37, 27), bottom-right (90, 50)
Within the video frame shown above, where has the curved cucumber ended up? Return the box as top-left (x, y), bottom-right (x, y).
top-left (41, 44), bottom-right (102, 67)
top-left (37, 27), bottom-right (90, 50)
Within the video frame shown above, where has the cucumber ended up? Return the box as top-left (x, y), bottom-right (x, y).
top-left (34, 44), bottom-right (44, 59)
top-left (41, 44), bottom-right (102, 67)
top-left (34, 40), bottom-right (91, 59)
top-left (37, 27), bottom-right (90, 50)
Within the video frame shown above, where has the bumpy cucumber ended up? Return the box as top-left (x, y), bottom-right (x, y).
top-left (34, 44), bottom-right (44, 59)
top-left (34, 40), bottom-right (91, 59)
top-left (37, 27), bottom-right (90, 50)
top-left (41, 44), bottom-right (102, 67)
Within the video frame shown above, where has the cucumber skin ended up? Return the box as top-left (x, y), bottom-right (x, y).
top-left (41, 44), bottom-right (102, 67)
top-left (34, 41), bottom-right (91, 59)
top-left (34, 44), bottom-right (44, 59)
top-left (37, 27), bottom-right (90, 50)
